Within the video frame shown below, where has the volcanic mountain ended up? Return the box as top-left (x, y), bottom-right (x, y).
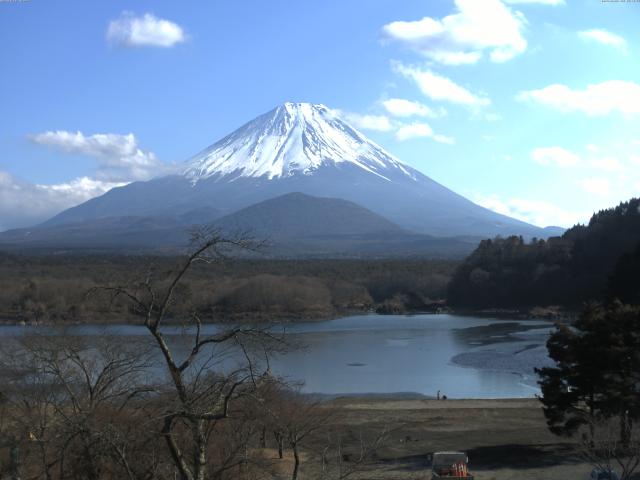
top-left (2, 102), bottom-right (563, 253)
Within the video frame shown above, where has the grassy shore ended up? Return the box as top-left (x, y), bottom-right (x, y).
top-left (309, 397), bottom-right (591, 480)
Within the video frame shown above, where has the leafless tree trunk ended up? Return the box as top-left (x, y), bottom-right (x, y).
top-left (291, 440), bottom-right (301, 480)
top-left (318, 425), bottom-right (389, 480)
top-left (89, 227), bottom-right (279, 480)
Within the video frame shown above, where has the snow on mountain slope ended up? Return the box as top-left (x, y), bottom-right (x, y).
top-left (183, 102), bottom-right (416, 182)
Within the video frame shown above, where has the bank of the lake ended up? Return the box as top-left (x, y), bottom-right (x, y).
top-left (314, 396), bottom-right (588, 480)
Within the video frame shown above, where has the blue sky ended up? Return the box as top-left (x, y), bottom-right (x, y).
top-left (1, 0), bottom-right (639, 230)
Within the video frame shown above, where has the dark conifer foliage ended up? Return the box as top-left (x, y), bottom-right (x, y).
top-left (448, 198), bottom-right (640, 308)
top-left (536, 303), bottom-right (640, 442)
top-left (608, 244), bottom-right (640, 305)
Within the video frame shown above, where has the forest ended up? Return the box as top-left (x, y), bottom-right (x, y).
top-left (3, 198), bottom-right (640, 324)
top-left (447, 198), bottom-right (640, 309)
top-left (0, 253), bottom-right (455, 325)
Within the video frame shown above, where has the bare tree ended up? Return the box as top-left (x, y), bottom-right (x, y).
top-left (0, 333), bottom-right (160, 480)
top-left (319, 427), bottom-right (388, 480)
top-left (579, 415), bottom-right (640, 480)
top-left (89, 228), bottom-right (281, 480)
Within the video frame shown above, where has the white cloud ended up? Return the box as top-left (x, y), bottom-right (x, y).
top-left (433, 134), bottom-right (455, 145)
top-left (107, 12), bottom-right (185, 48)
top-left (531, 146), bottom-right (628, 173)
top-left (382, 0), bottom-right (527, 65)
top-left (29, 131), bottom-right (165, 182)
top-left (578, 29), bottom-right (626, 49)
top-left (484, 113), bottom-right (502, 122)
top-left (382, 98), bottom-right (440, 118)
top-left (475, 193), bottom-right (587, 227)
top-left (396, 122), bottom-right (433, 141)
top-left (42, 176), bottom-right (125, 197)
top-left (580, 177), bottom-right (610, 196)
top-left (335, 107), bottom-right (453, 144)
top-left (394, 122), bottom-right (455, 144)
top-left (531, 146), bottom-right (580, 167)
top-left (394, 63), bottom-right (490, 107)
top-left (339, 112), bottom-right (394, 132)
top-left (0, 171), bottom-right (122, 231)
top-left (517, 81), bottom-right (640, 116)
top-left (2, 129), bottom-right (164, 230)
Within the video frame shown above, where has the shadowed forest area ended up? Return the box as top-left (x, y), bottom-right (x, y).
top-left (448, 198), bottom-right (640, 309)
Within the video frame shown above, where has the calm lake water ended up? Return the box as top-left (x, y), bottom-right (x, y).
top-left (0, 314), bottom-right (555, 399)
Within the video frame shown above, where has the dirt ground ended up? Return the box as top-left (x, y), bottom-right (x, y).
top-left (300, 397), bottom-right (596, 480)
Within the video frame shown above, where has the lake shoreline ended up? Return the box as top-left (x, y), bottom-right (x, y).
top-left (0, 304), bottom-right (575, 327)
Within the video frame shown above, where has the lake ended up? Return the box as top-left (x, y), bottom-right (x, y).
top-left (0, 314), bottom-right (555, 399)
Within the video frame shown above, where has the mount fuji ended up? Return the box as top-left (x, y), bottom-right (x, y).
top-left (1, 103), bottom-right (563, 254)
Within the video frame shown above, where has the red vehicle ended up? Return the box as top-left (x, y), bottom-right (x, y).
top-left (430, 451), bottom-right (474, 479)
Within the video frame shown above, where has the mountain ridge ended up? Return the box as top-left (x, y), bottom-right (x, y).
top-left (4, 102), bottom-right (564, 253)
top-left (183, 102), bottom-right (416, 182)
top-left (0, 192), bottom-right (480, 258)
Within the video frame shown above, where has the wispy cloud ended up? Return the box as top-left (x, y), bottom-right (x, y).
top-left (531, 146), bottom-right (629, 174)
top-left (531, 146), bottom-right (580, 167)
top-left (394, 63), bottom-right (490, 107)
top-left (107, 12), bottom-right (186, 48)
top-left (382, 98), bottom-right (442, 118)
top-left (0, 171), bottom-right (122, 231)
top-left (475, 193), bottom-right (587, 228)
top-left (394, 122), bottom-right (454, 143)
top-left (382, 0), bottom-right (527, 65)
top-left (433, 134), bottom-right (456, 145)
top-left (339, 112), bottom-right (395, 132)
top-left (335, 108), bottom-right (453, 144)
top-left (578, 29), bottom-right (626, 49)
top-left (517, 81), bottom-right (640, 116)
top-left (29, 131), bottom-right (166, 182)
top-left (396, 122), bottom-right (433, 141)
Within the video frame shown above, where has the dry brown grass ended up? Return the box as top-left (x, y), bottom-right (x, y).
top-left (295, 397), bottom-right (595, 480)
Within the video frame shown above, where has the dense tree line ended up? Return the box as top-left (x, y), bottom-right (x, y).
top-left (0, 254), bottom-right (455, 324)
top-left (447, 198), bottom-right (640, 309)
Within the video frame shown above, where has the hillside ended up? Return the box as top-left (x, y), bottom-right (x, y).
top-left (213, 192), bottom-right (405, 238)
top-left (0, 192), bottom-right (478, 258)
top-left (447, 198), bottom-right (640, 308)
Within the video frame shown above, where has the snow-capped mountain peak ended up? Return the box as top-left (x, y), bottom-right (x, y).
top-left (183, 102), bottom-right (415, 182)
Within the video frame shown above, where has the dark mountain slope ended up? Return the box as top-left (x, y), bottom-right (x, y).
top-left (0, 193), bottom-right (478, 258)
